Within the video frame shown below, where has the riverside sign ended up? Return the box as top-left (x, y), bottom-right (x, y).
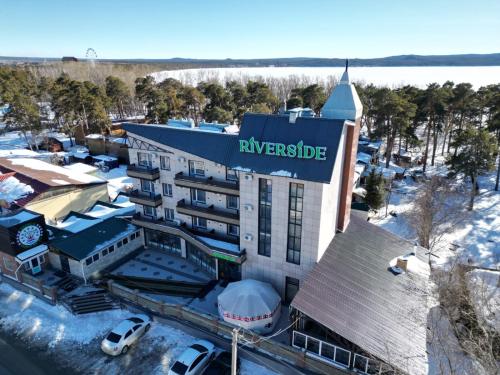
top-left (239, 137), bottom-right (327, 160)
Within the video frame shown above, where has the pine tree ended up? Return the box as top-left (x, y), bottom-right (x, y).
top-left (364, 169), bottom-right (386, 210)
top-left (447, 126), bottom-right (497, 210)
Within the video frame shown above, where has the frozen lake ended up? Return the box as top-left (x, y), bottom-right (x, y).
top-left (151, 66), bottom-right (500, 89)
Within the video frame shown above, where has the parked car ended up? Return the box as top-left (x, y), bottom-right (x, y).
top-left (169, 339), bottom-right (216, 375)
top-left (101, 314), bottom-right (151, 356)
top-left (203, 351), bottom-right (240, 375)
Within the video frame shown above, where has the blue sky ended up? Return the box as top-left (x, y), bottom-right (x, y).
top-left (0, 0), bottom-right (499, 59)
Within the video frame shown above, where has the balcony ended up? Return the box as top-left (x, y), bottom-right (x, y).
top-left (174, 172), bottom-right (239, 196)
top-left (128, 190), bottom-right (162, 207)
top-left (126, 164), bottom-right (160, 180)
top-left (131, 213), bottom-right (246, 264)
top-left (176, 199), bottom-right (239, 226)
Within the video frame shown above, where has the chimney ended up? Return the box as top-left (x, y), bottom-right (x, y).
top-left (396, 258), bottom-right (408, 272)
top-left (320, 60), bottom-right (363, 232)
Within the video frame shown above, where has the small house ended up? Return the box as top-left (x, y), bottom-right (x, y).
top-left (49, 217), bottom-right (143, 282)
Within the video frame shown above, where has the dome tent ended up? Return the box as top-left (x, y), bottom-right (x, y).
top-left (217, 279), bottom-right (281, 334)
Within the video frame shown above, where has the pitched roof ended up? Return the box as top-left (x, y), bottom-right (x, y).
top-left (50, 217), bottom-right (138, 261)
top-left (0, 158), bottom-right (105, 187)
top-left (123, 113), bottom-right (345, 183)
top-left (291, 215), bottom-right (429, 375)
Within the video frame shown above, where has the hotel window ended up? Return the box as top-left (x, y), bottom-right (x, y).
top-left (191, 188), bottom-right (206, 205)
top-left (226, 195), bottom-right (239, 210)
top-left (193, 216), bottom-right (207, 230)
top-left (258, 178), bottom-right (272, 257)
top-left (226, 168), bottom-right (239, 182)
top-left (85, 257), bottom-right (93, 266)
top-left (102, 248), bottom-right (109, 256)
top-left (108, 245), bottom-right (114, 253)
top-left (228, 224), bottom-right (240, 237)
top-left (92, 253), bottom-right (99, 262)
top-left (141, 179), bottom-right (155, 193)
top-left (189, 160), bottom-right (205, 176)
top-left (285, 276), bottom-right (300, 304)
top-left (165, 208), bottom-right (175, 221)
top-left (123, 238), bottom-right (128, 245)
top-left (137, 152), bottom-right (152, 167)
top-left (135, 231), bottom-right (141, 237)
top-left (143, 205), bottom-right (155, 218)
top-left (160, 155), bottom-right (170, 170)
top-left (163, 183), bottom-right (173, 197)
top-left (286, 183), bottom-right (303, 265)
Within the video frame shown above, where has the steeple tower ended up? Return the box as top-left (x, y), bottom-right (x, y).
top-left (320, 59), bottom-right (362, 121)
top-left (320, 59), bottom-right (363, 232)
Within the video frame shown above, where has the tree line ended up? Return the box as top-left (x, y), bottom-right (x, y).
top-left (0, 65), bottom-right (498, 202)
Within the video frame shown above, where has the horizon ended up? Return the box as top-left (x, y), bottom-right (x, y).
top-left (1, 0), bottom-right (499, 59)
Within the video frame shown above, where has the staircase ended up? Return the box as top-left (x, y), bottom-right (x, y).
top-left (64, 289), bottom-right (120, 315)
top-left (53, 274), bottom-right (79, 293)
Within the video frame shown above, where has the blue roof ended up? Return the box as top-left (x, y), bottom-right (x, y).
top-left (123, 113), bottom-right (345, 183)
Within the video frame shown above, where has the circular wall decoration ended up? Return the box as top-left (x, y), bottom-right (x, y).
top-left (16, 223), bottom-right (43, 248)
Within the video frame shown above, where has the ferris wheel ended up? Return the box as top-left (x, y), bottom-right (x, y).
top-left (85, 48), bottom-right (98, 67)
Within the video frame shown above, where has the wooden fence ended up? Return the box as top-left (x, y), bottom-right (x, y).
top-left (107, 280), bottom-right (348, 375)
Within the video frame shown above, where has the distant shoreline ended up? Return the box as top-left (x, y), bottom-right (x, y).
top-left (1, 52), bottom-right (500, 67)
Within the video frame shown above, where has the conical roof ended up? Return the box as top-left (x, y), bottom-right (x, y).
top-left (218, 279), bottom-right (281, 318)
top-left (321, 67), bottom-right (363, 121)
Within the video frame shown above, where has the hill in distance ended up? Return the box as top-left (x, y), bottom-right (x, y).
top-left (1, 53), bottom-right (500, 67)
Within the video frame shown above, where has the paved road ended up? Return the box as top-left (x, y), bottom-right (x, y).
top-left (0, 329), bottom-right (76, 375)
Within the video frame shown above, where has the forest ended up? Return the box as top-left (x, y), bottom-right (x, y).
top-left (0, 64), bottom-right (499, 202)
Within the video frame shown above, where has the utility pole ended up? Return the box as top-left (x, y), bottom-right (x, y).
top-left (231, 328), bottom-right (239, 375)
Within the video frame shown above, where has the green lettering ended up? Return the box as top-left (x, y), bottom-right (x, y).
top-left (315, 146), bottom-right (327, 160)
top-left (254, 140), bottom-right (265, 154)
top-left (248, 137), bottom-right (255, 153)
top-left (275, 143), bottom-right (286, 157)
top-left (287, 144), bottom-right (297, 157)
top-left (303, 145), bottom-right (315, 159)
top-left (239, 139), bottom-right (250, 152)
top-left (265, 142), bottom-right (275, 155)
top-left (297, 141), bottom-right (304, 158)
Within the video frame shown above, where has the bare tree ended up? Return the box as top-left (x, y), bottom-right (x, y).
top-left (410, 176), bottom-right (465, 262)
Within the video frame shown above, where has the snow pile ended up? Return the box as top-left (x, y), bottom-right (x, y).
top-left (466, 269), bottom-right (500, 332)
top-left (0, 283), bottom-right (276, 374)
top-left (0, 283), bottom-right (130, 346)
top-left (95, 165), bottom-right (133, 199)
top-left (0, 174), bottom-right (34, 203)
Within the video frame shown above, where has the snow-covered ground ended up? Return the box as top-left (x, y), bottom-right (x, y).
top-left (0, 282), bottom-right (276, 375)
top-left (151, 66), bottom-right (500, 89)
top-left (371, 162), bottom-right (499, 270)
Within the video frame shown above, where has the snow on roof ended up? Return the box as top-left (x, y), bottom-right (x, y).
top-left (466, 269), bottom-right (500, 332)
top-left (357, 152), bottom-right (372, 165)
top-left (85, 134), bottom-right (104, 139)
top-left (63, 163), bottom-right (98, 174)
top-left (195, 235), bottom-right (240, 254)
top-left (0, 209), bottom-right (38, 227)
top-left (56, 214), bottom-right (101, 233)
top-left (0, 173), bottom-right (34, 204)
top-left (112, 194), bottom-right (135, 208)
top-left (108, 137), bottom-right (127, 144)
top-left (363, 165), bottom-right (396, 179)
top-left (85, 202), bottom-right (135, 220)
top-left (379, 160), bottom-right (406, 174)
top-left (0, 149), bottom-right (40, 158)
top-left (16, 244), bottom-right (48, 262)
top-left (1, 158), bottom-right (104, 186)
top-left (93, 155), bottom-right (117, 162)
top-left (355, 163), bottom-right (366, 175)
top-left (0, 131), bottom-right (30, 150)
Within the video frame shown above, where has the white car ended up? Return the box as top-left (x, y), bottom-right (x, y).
top-left (101, 314), bottom-right (151, 356)
top-left (169, 339), bottom-right (216, 375)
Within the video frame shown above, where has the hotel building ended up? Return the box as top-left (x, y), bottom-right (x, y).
top-left (123, 69), bottom-right (362, 302)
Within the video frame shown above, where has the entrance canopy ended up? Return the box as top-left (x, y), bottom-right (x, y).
top-left (15, 244), bottom-right (48, 263)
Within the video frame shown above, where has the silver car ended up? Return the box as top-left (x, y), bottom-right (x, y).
top-left (101, 314), bottom-right (151, 356)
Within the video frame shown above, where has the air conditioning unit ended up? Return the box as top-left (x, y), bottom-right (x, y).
top-left (244, 174), bottom-right (253, 181)
top-left (178, 156), bottom-right (186, 162)
top-left (244, 204), bottom-right (253, 211)
top-left (244, 234), bottom-right (253, 241)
